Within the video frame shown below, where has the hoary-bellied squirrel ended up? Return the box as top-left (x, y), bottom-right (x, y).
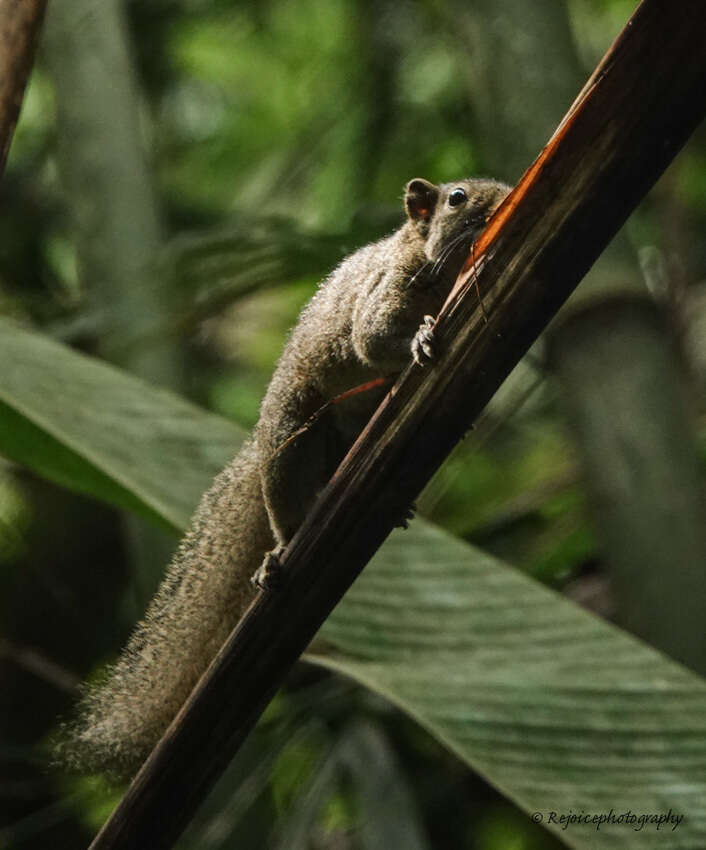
top-left (59, 176), bottom-right (509, 778)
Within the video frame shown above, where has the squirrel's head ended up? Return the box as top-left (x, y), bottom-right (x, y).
top-left (405, 177), bottom-right (510, 269)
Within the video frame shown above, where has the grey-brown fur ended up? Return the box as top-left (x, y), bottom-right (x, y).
top-left (58, 177), bottom-right (509, 778)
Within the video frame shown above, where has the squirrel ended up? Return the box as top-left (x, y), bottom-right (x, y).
top-left (58, 176), bottom-right (509, 778)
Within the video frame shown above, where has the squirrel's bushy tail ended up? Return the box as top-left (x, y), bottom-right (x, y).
top-left (57, 438), bottom-right (272, 779)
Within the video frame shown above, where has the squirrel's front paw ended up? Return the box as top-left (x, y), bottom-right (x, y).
top-left (412, 315), bottom-right (437, 366)
top-left (251, 544), bottom-right (286, 591)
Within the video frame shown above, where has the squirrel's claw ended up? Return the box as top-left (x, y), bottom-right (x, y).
top-left (251, 544), bottom-right (286, 591)
top-left (412, 315), bottom-right (437, 366)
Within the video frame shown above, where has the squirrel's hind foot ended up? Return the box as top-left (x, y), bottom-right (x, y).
top-left (251, 544), bottom-right (286, 591)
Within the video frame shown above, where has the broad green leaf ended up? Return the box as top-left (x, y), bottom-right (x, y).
top-left (313, 524), bottom-right (706, 849)
top-left (0, 318), bottom-right (243, 530)
top-left (1, 321), bottom-right (705, 848)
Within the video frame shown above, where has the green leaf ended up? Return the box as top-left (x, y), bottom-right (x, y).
top-left (313, 523), bottom-right (706, 849)
top-left (1, 321), bottom-right (705, 848)
top-left (0, 319), bottom-right (243, 531)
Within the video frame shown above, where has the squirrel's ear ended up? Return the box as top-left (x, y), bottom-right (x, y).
top-left (405, 178), bottom-right (439, 224)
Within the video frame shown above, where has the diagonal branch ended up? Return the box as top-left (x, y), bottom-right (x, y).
top-left (89, 2), bottom-right (706, 847)
top-left (0, 0), bottom-right (47, 173)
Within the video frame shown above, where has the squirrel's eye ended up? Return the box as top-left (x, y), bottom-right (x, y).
top-left (448, 188), bottom-right (467, 207)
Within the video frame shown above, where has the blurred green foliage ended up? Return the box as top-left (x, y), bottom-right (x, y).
top-left (1, 0), bottom-right (705, 848)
